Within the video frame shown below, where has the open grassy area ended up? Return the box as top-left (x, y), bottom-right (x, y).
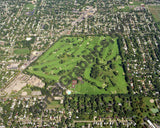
top-left (119, 6), bottom-right (132, 12)
top-left (27, 36), bottom-right (128, 94)
top-left (150, 108), bottom-right (159, 114)
top-left (132, 1), bottom-right (143, 5)
top-left (149, 6), bottom-right (160, 22)
top-left (9, 86), bottom-right (32, 98)
top-left (47, 98), bottom-right (63, 109)
top-left (143, 97), bottom-right (156, 108)
top-left (14, 48), bottom-right (30, 55)
top-left (148, 5), bottom-right (160, 28)
top-left (25, 4), bottom-right (35, 10)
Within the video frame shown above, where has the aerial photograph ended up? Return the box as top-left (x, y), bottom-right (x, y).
top-left (0, 0), bottom-right (160, 127)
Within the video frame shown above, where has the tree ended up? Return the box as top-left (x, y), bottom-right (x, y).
top-left (90, 64), bottom-right (99, 79)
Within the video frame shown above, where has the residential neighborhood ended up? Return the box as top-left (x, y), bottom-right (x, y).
top-left (0, 0), bottom-right (160, 127)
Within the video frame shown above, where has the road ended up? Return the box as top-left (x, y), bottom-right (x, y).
top-left (1, 6), bottom-right (97, 96)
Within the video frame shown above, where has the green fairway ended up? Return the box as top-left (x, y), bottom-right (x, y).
top-left (14, 48), bottom-right (30, 55)
top-left (27, 36), bottom-right (128, 94)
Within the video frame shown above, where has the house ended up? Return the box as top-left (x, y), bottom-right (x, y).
top-left (0, 41), bottom-right (5, 45)
top-left (72, 80), bottom-right (77, 88)
top-left (77, 77), bottom-right (82, 81)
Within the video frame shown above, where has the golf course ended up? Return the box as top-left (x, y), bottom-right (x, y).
top-left (27, 36), bottom-right (128, 94)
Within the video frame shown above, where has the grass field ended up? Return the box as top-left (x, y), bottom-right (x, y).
top-left (132, 1), bottom-right (143, 5)
top-left (27, 36), bottom-right (128, 94)
top-left (119, 6), bottom-right (132, 12)
top-left (47, 98), bottom-right (63, 109)
top-left (14, 48), bottom-right (30, 55)
top-left (148, 5), bottom-right (160, 28)
top-left (149, 6), bottom-right (160, 22)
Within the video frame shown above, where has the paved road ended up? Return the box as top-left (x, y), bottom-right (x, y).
top-left (1, 6), bottom-right (97, 96)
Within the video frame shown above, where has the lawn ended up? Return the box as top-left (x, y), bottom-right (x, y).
top-left (25, 4), bottom-right (35, 10)
top-left (27, 36), bottom-right (128, 94)
top-left (14, 48), bottom-right (30, 55)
